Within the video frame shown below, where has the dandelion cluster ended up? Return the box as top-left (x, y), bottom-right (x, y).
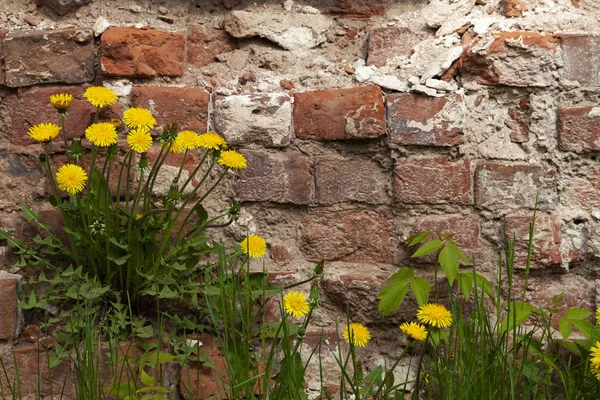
top-left (283, 291), bottom-right (309, 318)
top-left (342, 322), bottom-right (371, 348)
top-left (240, 235), bottom-right (266, 259)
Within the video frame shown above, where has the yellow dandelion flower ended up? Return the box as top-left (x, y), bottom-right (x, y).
top-left (28, 123), bottom-right (61, 143)
top-left (135, 213), bottom-right (144, 220)
top-left (342, 323), bottom-right (370, 348)
top-left (123, 107), bottom-right (157, 130)
top-left (218, 150), bottom-right (247, 169)
top-left (167, 139), bottom-right (184, 154)
top-left (283, 291), bottom-right (309, 318)
top-left (85, 122), bottom-right (118, 147)
top-left (49, 93), bottom-right (73, 113)
top-left (417, 303), bottom-right (453, 328)
top-left (127, 128), bottom-right (153, 153)
top-left (198, 132), bottom-right (227, 150)
top-left (399, 322), bottom-right (428, 341)
top-left (83, 86), bottom-right (118, 108)
top-left (240, 235), bottom-right (266, 258)
top-left (591, 342), bottom-right (600, 379)
top-left (56, 164), bottom-right (88, 195)
top-left (596, 307), bottom-right (600, 325)
top-left (175, 130), bottom-right (202, 150)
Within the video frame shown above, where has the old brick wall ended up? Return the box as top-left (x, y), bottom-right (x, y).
top-left (0, 0), bottom-right (599, 394)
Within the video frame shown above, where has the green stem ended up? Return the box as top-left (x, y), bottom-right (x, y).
top-left (179, 150), bottom-right (210, 195)
top-left (60, 113), bottom-right (70, 162)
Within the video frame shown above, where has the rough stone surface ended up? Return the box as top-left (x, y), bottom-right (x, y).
top-left (560, 35), bottom-right (600, 87)
top-left (0, 29), bottom-right (7, 84)
top-left (40, 0), bottom-right (91, 15)
top-left (394, 156), bottom-right (472, 205)
top-left (474, 162), bottom-right (558, 212)
top-left (386, 93), bottom-right (465, 146)
top-left (313, 156), bottom-right (389, 205)
top-left (186, 26), bottom-right (238, 68)
top-left (412, 214), bottom-right (481, 258)
top-left (130, 86), bottom-right (209, 132)
top-left (366, 27), bottom-right (429, 67)
top-left (214, 93), bottom-right (292, 147)
top-left (293, 86), bottom-right (385, 140)
top-left (501, 0), bottom-right (527, 17)
top-left (505, 96), bottom-right (531, 143)
top-left (323, 0), bottom-right (390, 18)
top-left (557, 104), bottom-right (600, 153)
top-left (2, 29), bottom-right (95, 87)
top-left (420, 0), bottom-right (476, 30)
top-left (223, 10), bottom-right (332, 51)
top-left (0, 271), bottom-right (22, 340)
top-left (460, 32), bottom-right (559, 87)
top-left (563, 168), bottom-right (600, 212)
top-left (235, 150), bottom-right (313, 205)
top-left (301, 209), bottom-right (393, 263)
top-left (100, 27), bottom-right (185, 77)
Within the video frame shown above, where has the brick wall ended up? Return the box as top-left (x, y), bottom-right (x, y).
top-left (1, 0), bottom-right (599, 394)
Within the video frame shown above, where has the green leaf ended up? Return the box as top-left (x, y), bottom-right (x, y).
top-left (438, 245), bottom-right (459, 286)
top-left (377, 281), bottom-right (409, 318)
top-left (566, 307), bottom-right (592, 321)
top-left (406, 231), bottom-right (432, 247)
top-left (412, 239), bottom-right (443, 258)
top-left (140, 370), bottom-right (155, 387)
top-left (387, 268), bottom-right (414, 284)
top-left (410, 278), bottom-right (430, 306)
top-left (145, 351), bottom-right (176, 365)
top-left (559, 317), bottom-right (572, 341)
top-left (499, 301), bottom-right (533, 334)
top-left (570, 319), bottom-right (594, 340)
top-left (445, 241), bottom-right (472, 265)
top-left (457, 272), bottom-right (474, 301)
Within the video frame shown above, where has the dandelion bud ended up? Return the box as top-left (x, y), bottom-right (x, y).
top-left (138, 153), bottom-right (149, 171)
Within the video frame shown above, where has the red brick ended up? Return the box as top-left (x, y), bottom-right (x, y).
top-left (0, 29), bottom-right (7, 84)
top-left (130, 86), bottom-right (209, 132)
top-left (0, 271), bottom-right (22, 339)
top-left (591, 221), bottom-right (600, 259)
top-left (557, 104), bottom-right (600, 153)
top-left (563, 168), bottom-right (600, 211)
top-left (314, 156), bottom-right (389, 205)
top-left (506, 214), bottom-right (579, 268)
top-left (394, 156), bottom-right (472, 205)
top-left (301, 209), bottom-right (393, 263)
top-left (412, 214), bottom-right (480, 258)
top-left (367, 28), bottom-right (429, 67)
top-left (501, 0), bottom-right (527, 16)
top-left (235, 150), bottom-right (313, 205)
top-left (559, 35), bottom-right (600, 86)
top-left (186, 26), bottom-right (237, 68)
top-left (100, 27), bottom-right (185, 78)
top-left (180, 335), bottom-right (228, 400)
top-left (386, 93), bottom-right (464, 146)
top-left (323, 0), bottom-right (389, 18)
top-left (6, 86), bottom-right (121, 146)
top-left (460, 32), bottom-right (559, 87)
top-left (504, 96), bottom-right (531, 143)
top-left (3, 29), bottom-right (95, 87)
top-left (271, 244), bottom-right (291, 263)
top-left (293, 86), bottom-right (386, 140)
top-left (474, 162), bottom-right (557, 211)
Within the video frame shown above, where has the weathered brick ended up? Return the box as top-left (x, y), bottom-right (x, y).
top-left (186, 26), bottom-right (237, 68)
top-left (590, 220), bottom-right (600, 259)
top-left (40, 0), bottom-right (91, 15)
top-left (6, 86), bottom-right (120, 146)
top-left (314, 156), bottom-right (389, 205)
top-left (505, 214), bottom-right (580, 269)
top-left (293, 86), bottom-right (386, 140)
top-left (412, 214), bottom-right (480, 258)
top-left (0, 271), bottom-right (22, 340)
top-left (130, 86), bottom-right (209, 132)
top-left (557, 104), bottom-right (600, 152)
top-left (563, 168), bottom-right (600, 212)
top-left (179, 335), bottom-right (228, 400)
top-left (323, 0), bottom-right (389, 18)
top-left (235, 150), bottom-right (313, 205)
top-left (460, 32), bottom-right (559, 87)
top-left (367, 27), bottom-right (429, 67)
top-left (501, 0), bottom-right (527, 16)
top-left (214, 93), bottom-right (292, 147)
top-left (474, 162), bottom-right (557, 212)
top-left (386, 93), bottom-right (464, 146)
top-left (560, 35), bottom-right (600, 86)
top-left (2, 29), bottom-right (95, 87)
top-left (301, 209), bottom-right (393, 263)
top-left (505, 96), bottom-right (531, 143)
top-left (100, 27), bottom-right (185, 78)
top-left (394, 156), bottom-right (472, 205)
top-left (0, 29), bottom-right (7, 84)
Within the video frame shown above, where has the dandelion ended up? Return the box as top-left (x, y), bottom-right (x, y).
top-left (28, 123), bottom-right (61, 143)
top-left (135, 213), bottom-right (144, 220)
top-left (591, 342), bottom-right (600, 379)
top-left (283, 292), bottom-right (309, 318)
top-left (198, 132), bottom-right (227, 150)
top-left (417, 303), bottom-right (453, 328)
top-left (596, 307), bottom-right (600, 325)
top-left (56, 164), bottom-right (88, 194)
top-left (168, 139), bottom-right (184, 154)
top-left (85, 122), bottom-right (118, 147)
top-left (175, 130), bottom-right (202, 150)
top-left (400, 322), bottom-right (428, 341)
top-left (240, 235), bottom-right (266, 258)
top-left (49, 93), bottom-right (73, 113)
top-left (123, 107), bottom-right (157, 130)
top-left (83, 86), bottom-right (118, 108)
top-left (218, 150), bottom-right (247, 169)
top-left (342, 322), bottom-right (370, 348)
top-left (127, 129), bottom-right (153, 153)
